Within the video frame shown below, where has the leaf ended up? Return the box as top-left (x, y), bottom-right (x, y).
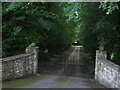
top-left (13, 26), bottom-right (22, 36)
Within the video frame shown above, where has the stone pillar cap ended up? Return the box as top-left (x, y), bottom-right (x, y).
top-left (30, 43), bottom-right (35, 47)
top-left (99, 46), bottom-right (104, 51)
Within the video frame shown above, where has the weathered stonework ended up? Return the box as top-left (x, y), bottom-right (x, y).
top-left (1, 43), bottom-right (39, 81)
top-left (95, 50), bottom-right (120, 89)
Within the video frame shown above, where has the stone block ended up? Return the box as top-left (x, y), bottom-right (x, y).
top-left (2, 44), bottom-right (39, 81)
top-left (95, 50), bottom-right (120, 89)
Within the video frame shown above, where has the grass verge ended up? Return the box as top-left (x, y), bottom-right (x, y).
top-left (56, 77), bottom-right (69, 83)
top-left (2, 76), bottom-right (44, 88)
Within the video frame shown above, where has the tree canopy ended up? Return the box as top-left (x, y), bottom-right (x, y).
top-left (2, 2), bottom-right (77, 57)
top-left (2, 2), bottom-right (120, 65)
top-left (64, 2), bottom-right (120, 64)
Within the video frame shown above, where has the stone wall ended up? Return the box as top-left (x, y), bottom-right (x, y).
top-left (1, 43), bottom-right (39, 81)
top-left (95, 50), bottom-right (120, 89)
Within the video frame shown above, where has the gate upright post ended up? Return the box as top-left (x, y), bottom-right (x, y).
top-left (95, 46), bottom-right (107, 81)
top-left (26, 43), bottom-right (39, 75)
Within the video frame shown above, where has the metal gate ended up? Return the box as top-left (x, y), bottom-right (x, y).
top-left (38, 48), bottom-right (94, 79)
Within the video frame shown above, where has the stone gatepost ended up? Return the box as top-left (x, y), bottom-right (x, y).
top-left (26, 43), bottom-right (39, 75)
top-left (95, 46), bottom-right (107, 80)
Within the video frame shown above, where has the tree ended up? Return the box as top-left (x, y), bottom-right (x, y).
top-left (64, 2), bottom-right (120, 65)
top-left (2, 2), bottom-right (77, 57)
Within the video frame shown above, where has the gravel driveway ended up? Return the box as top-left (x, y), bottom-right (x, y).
top-left (23, 74), bottom-right (105, 88)
top-left (24, 46), bottom-right (106, 88)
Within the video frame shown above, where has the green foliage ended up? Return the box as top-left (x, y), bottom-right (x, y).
top-left (99, 2), bottom-right (119, 14)
top-left (110, 52), bottom-right (114, 60)
top-left (2, 2), bottom-right (76, 57)
top-left (44, 49), bottom-right (48, 53)
top-left (2, 2), bottom-right (120, 65)
top-left (65, 2), bottom-right (120, 65)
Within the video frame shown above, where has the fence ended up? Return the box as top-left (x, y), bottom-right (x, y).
top-left (95, 49), bottom-right (120, 89)
top-left (1, 43), bottom-right (39, 81)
